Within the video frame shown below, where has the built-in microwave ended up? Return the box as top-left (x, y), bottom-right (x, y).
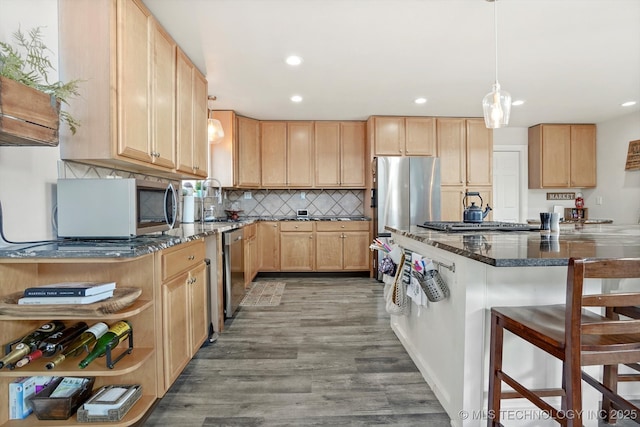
top-left (57, 178), bottom-right (177, 239)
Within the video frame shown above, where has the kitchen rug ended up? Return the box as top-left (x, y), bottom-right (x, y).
top-left (240, 282), bottom-right (286, 307)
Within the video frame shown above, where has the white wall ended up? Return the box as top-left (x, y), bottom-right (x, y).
top-left (587, 111), bottom-right (640, 224)
top-left (0, 1), bottom-right (60, 244)
top-left (493, 114), bottom-right (640, 224)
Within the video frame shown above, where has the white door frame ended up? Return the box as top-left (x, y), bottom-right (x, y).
top-left (493, 145), bottom-right (528, 223)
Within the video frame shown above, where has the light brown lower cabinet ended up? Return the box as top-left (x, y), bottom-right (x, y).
top-left (280, 222), bottom-right (315, 271)
top-left (244, 223), bottom-right (258, 286)
top-left (258, 221), bottom-right (280, 271)
top-left (316, 221), bottom-right (370, 271)
top-left (253, 221), bottom-right (371, 273)
top-left (158, 239), bottom-right (207, 393)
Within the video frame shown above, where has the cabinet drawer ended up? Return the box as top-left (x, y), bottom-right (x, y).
top-left (280, 222), bottom-right (314, 232)
top-left (315, 221), bottom-right (370, 232)
top-left (161, 240), bottom-right (205, 281)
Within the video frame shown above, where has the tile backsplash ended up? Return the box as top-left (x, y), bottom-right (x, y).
top-left (60, 161), bottom-right (365, 220)
top-left (224, 189), bottom-right (365, 218)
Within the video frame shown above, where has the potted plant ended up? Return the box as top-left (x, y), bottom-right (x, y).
top-left (0, 26), bottom-right (82, 146)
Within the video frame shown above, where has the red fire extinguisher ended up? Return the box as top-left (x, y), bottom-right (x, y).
top-left (575, 192), bottom-right (584, 208)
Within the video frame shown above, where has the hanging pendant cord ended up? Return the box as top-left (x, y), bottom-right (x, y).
top-left (494, 0), bottom-right (499, 84)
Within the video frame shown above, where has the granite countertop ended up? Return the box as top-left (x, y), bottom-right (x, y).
top-left (0, 216), bottom-right (371, 259)
top-left (526, 219), bottom-right (614, 224)
top-left (386, 223), bottom-right (640, 267)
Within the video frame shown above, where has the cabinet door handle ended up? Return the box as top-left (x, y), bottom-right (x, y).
top-left (188, 255), bottom-right (195, 260)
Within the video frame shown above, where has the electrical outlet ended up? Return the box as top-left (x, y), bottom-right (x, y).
top-left (596, 196), bottom-right (603, 205)
top-left (244, 192), bottom-right (252, 200)
top-left (301, 192), bottom-right (306, 200)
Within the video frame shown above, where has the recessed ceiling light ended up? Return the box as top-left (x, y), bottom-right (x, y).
top-left (290, 95), bottom-right (303, 103)
top-left (285, 55), bottom-right (303, 66)
top-left (512, 100), bottom-right (525, 106)
top-left (622, 101), bottom-right (637, 107)
top-left (414, 97), bottom-right (427, 105)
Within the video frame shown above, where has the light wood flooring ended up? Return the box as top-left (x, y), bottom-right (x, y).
top-left (143, 276), bottom-right (451, 426)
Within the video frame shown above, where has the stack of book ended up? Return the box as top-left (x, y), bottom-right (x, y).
top-left (18, 282), bottom-right (116, 305)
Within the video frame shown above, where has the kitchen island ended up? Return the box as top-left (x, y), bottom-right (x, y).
top-left (386, 223), bottom-right (640, 427)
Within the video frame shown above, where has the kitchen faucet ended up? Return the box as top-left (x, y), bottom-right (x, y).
top-left (200, 178), bottom-right (223, 223)
top-left (202, 178), bottom-right (223, 204)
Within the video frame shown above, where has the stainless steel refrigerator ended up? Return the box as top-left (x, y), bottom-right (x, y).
top-left (372, 157), bottom-right (441, 277)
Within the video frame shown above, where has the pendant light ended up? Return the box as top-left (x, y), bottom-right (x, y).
top-left (207, 96), bottom-right (225, 144)
top-left (482, 0), bottom-right (511, 129)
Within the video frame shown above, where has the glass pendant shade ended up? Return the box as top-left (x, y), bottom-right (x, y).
top-left (482, 0), bottom-right (511, 129)
top-left (482, 82), bottom-right (511, 128)
top-left (208, 118), bottom-right (224, 144)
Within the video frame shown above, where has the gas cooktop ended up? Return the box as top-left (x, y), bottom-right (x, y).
top-left (418, 221), bottom-right (538, 232)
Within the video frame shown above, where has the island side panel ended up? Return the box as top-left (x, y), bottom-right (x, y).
top-left (390, 232), bottom-right (608, 426)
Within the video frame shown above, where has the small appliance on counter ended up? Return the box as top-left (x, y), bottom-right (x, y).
top-left (57, 178), bottom-right (177, 239)
top-left (462, 192), bottom-right (492, 223)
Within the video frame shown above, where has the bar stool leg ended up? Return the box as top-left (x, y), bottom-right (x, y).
top-left (602, 364), bottom-right (618, 424)
top-left (564, 356), bottom-right (583, 427)
top-left (488, 312), bottom-right (504, 427)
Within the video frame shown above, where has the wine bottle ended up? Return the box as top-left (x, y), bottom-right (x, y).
top-left (78, 320), bottom-right (132, 369)
top-left (45, 321), bottom-right (109, 370)
top-left (15, 321), bottom-right (88, 368)
top-left (0, 320), bottom-right (65, 369)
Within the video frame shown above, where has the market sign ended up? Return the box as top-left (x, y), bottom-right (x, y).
top-left (546, 192), bottom-right (575, 200)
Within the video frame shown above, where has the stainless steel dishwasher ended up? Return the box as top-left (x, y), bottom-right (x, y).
top-left (223, 228), bottom-right (245, 318)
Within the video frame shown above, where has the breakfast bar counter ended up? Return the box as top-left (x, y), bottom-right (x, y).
top-left (386, 224), bottom-right (640, 427)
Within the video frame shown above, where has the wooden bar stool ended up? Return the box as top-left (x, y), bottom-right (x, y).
top-left (488, 257), bottom-right (640, 426)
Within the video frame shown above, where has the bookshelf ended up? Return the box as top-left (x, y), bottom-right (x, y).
top-left (0, 255), bottom-right (158, 427)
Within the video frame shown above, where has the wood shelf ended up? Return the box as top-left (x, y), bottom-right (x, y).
top-left (1, 394), bottom-right (156, 427)
top-left (0, 298), bottom-right (152, 321)
top-left (0, 348), bottom-right (154, 378)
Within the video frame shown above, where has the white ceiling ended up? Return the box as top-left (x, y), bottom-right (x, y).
top-left (143, 0), bottom-right (640, 128)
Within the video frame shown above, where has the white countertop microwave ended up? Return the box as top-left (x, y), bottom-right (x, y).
top-left (57, 178), bottom-right (177, 239)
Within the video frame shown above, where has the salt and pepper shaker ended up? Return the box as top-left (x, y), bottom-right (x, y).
top-left (540, 212), bottom-right (551, 234)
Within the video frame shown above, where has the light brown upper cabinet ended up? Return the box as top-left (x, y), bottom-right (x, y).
top-left (176, 49), bottom-right (208, 178)
top-left (261, 121), bottom-right (314, 187)
top-left (528, 124), bottom-right (596, 188)
top-left (261, 121), bottom-right (287, 186)
top-left (370, 116), bottom-right (436, 156)
top-left (236, 116), bottom-right (261, 187)
top-left (437, 118), bottom-right (493, 221)
top-left (116, 0), bottom-right (152, 165)
top-left (288, 122), bottom-right (314, 187)
top-left (150, 21), bottom-right (177, 169)
top-left (437, 118), bottom-right (492, 186)
top-left (58, 0), bottom-right (207, 179)
top-left (314, 121), bottom-right (366, 188)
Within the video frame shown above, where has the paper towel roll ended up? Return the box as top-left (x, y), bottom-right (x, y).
top-left (183, 195), bottom-right (195, 223)
top-left (553, 205), bottom-right (564, 220)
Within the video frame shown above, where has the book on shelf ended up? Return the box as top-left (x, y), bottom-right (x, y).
top-left (17, 290), bottom-right (114, 305)
top-left (9, 376), bottom-right (57, 419)
top-left (23, 281), bottom-right (116, 297)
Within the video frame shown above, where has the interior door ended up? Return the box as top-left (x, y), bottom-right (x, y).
top-left (492, 150), bottom-right (521, 222)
